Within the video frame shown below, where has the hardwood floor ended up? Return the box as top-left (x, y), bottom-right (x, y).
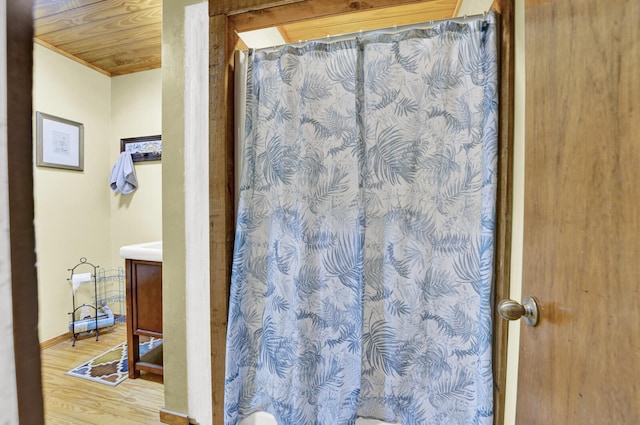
top-left (41, 323), bottom-right (165, 425)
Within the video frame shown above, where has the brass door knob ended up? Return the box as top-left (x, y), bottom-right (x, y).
top-left (498, 296), bottom-right (539, 327)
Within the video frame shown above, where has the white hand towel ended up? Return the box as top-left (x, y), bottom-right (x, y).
top-left (71, 272), bottom-right (91, 294)
top-left (110, 151), bottom-right (138, 195)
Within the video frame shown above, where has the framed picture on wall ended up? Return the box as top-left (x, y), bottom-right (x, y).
top-left (120, 135), bottom-right (162, 162)
top-left (35, 112), bottom-right (84, 171)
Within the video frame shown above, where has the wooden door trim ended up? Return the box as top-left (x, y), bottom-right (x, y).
top-left (226, 0), bottom-right (455, 32)
top-left (7, 0), bottom-right (45, 423)
top-left (209, 2), bottom-right (513, 424)
top-left (492, 1), bottom-right (514, 425)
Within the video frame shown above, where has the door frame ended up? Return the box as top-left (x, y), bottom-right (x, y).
top-left (6, 0), bottom-right (45, 423)
top-left (207, 1), bottom-right (515, 424)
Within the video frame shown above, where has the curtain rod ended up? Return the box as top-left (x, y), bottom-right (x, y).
top-left (249, 10), bottom-right (494, 53)
top-left (339, 10), bottom-right (492, 40)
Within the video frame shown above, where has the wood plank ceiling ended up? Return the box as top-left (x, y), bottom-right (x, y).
top-left (33, 0), bottom-right (163, 77)
top-left (33, 0), bottom-right (461, 77)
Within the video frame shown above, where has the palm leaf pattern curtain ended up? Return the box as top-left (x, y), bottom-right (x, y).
top-left (225, 13), bottom-right (498, 425)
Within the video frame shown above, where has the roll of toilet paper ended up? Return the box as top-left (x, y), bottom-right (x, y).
top-left (80, 305), bottom-right (92, 320)
top-left (71, 272), bottom-right (92, 294)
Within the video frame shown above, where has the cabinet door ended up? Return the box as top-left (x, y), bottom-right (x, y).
top-left (131, 261), bottom-right (163, 334)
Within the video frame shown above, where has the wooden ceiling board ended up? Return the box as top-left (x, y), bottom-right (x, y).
top-left (35, 5), bottom-right (161, 46)
top-left (32, 0), bottom-right (466, 77)
top-left (279, 0), bottom-right (458, 43)
top-left (33, 0), bottom-right (104, 20)
top-left (55, 21), bottom-right (161, 53)
top-left (92, 50), bottom-right (161, 75)
top-left (80, 46), bottom-right (161, 78)
top-left (33, 0), bottom-right (162, 76)
top-left (79, 33), bottom-right (160, 63)
top-left (34, 0), bottom-right (161, 36)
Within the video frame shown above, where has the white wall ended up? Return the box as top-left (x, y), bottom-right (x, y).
top-left (33, 44), bottom-right (162, 342)
top-left (110, 70), bottom-right (162, 269)
top-left (184, 3), bottom-right (212, 422)
top-left (33, 44), bottom-right (112, 342)
top-left (162, 0), bottom-right (191, 418)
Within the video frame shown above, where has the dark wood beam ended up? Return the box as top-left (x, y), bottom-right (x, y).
top-left (211, 0), bottom-right (305, 16)
top-left (209, 12), bottom-right (236, 425)
top-left (228, 0), bottom-right (448, 31)
top-left (7, 0), bottom-right (44, 423)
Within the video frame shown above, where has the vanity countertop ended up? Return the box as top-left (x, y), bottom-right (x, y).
top-left (120, 240), bottom-right (162, 262)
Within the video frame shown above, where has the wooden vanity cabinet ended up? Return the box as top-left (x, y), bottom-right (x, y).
top-left (125, 259), bottom-right (163, 378)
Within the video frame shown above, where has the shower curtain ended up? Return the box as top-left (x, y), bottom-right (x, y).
top-left (225, 12), bottom-right (498, 425)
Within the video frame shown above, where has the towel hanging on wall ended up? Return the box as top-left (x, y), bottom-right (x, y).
top-left (110, 151), bottom-right (138, 194)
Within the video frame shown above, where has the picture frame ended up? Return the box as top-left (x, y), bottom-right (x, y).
top-left (120, 135), bottom-right (162, 162)
top-left (36, 112), bottom-right (84, 171)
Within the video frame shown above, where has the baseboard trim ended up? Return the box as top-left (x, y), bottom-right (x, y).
top-left (40, 319), bottom-right (126, 350)
top-left (159, 408), bottom-right (190, 425)
top-left (40, 332), bottom-right (72, 350)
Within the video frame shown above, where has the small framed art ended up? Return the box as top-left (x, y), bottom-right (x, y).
top-left (36, 112), bottom-right (84, 171)
top-left (120, 135), bottom-right (162, 162)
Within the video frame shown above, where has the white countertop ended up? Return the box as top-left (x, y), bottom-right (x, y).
top-left (120, 240), bottom-right (162, 262)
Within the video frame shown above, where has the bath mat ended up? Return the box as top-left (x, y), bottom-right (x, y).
top-left (65, 338), bottom-right (162, 386)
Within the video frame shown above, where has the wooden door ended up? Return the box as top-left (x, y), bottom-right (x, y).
top-left (516, 0), bottom-right (640, 423)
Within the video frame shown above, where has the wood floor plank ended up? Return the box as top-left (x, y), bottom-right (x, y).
top-left (41, 324), bottom-right (164, 425)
